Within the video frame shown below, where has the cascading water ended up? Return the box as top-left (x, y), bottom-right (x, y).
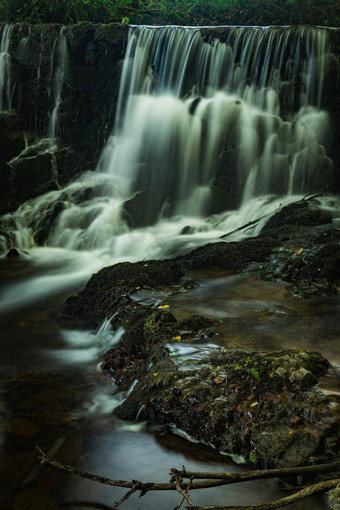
top-left (100, 26), bottom-right (333, 223)
top-left (0, 24), bottom-right (14, 112)
top-left (0, 25), bottom-right (338, 308)
top-left (48, 26), bottom-right (68, 138)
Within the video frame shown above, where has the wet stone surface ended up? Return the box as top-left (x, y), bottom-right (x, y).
top-left (65, 202), bottom-right (340, 469)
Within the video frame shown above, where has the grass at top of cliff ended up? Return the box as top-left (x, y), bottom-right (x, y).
top-left (0, 0), bottom-right (339, 27)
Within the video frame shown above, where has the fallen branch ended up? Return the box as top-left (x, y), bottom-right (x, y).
top-left (220, 215), bottom-right (268, 238)
top-left (37, 447), bottom-right (339, 510)
top-left (36, 446), bottom-right (233, 492)
top-left (170, 460), bottom-right (340, 482)
top-left (187, 476), bottom-right (340, 510)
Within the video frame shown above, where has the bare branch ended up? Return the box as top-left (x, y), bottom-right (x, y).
top-left (37, 445), bottom-right (340, 510)
top-left (187, 477), bottom-right (340, 510)
top-left (36, 446), bottom-right (229, 492)
top-left (172, 461), bottom-right (340, 482)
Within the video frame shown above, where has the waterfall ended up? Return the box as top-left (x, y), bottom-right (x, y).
top-left (100, 26), bottom-right (333, 224)
top-left (0, 25), bottom-right (338, 307)
top-left (0, 24), bottom-right (14, 112)
top-left (48, 26), bottom-right (69, 138)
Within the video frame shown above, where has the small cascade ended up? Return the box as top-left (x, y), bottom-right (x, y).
top-left (0, 24), bottom-right (14, 111)
top-left (48, 26), bottom-right (69, 138)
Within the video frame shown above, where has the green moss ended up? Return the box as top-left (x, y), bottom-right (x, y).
top-left (249, 451), bottom-right (258, 463)
top-left (143, 312), bottom-right (157, 334)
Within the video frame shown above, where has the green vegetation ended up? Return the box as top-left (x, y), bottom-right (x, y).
top-left (143, 312), bottom-right (157, 334)
top-left (233, 356), bottom-right (261, 381)
top-left (0, 0), bottom-right (339, 26)
top-left (249, 450), bottom-right (258, 463)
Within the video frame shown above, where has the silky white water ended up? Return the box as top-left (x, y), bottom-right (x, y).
top-left (48, 26), bottom-right (68, 137)
top-left (0, 24), bottom-right (14, 111)
top-left (0, 25), bottom-right (338, 311)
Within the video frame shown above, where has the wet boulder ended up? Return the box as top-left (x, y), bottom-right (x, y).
top-left (262, 200), bottom-right (333, 232)
top-left (115, 346), bottom-right (339, 468)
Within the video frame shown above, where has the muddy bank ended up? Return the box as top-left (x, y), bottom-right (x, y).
top-left (65, 199), bottom-right (340, 468)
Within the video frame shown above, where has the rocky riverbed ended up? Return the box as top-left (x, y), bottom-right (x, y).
top-left (65, 199), bottom-right (340, 469)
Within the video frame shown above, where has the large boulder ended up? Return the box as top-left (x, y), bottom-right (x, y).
top-left (114, 342), bottom-right (338, 468)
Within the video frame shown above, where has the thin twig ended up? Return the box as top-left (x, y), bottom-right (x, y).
top-left (113, 487), bottom-right (137, 508)
top-left (187, 477), bottom-right (340, 510)
top-left (301, 193), bottom-right (323, 201)
top-left (220, 216), bottom-right (266, 238)
top-left (174, 473), bottom-right (192, 508)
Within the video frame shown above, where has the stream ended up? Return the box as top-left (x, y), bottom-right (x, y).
top-left (0, 256), bottom-right (337, 510)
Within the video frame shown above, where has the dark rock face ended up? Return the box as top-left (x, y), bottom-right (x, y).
top-left (0, 131), bottom-right (87, 214)
top-left (0, 111), bottom-right (25, 162)
top-left (0, 22), bottom-right (127, 215)
top-left (10, 152), bottom-right (58, 203)
top-left (1, 22), bottom-right (128, 163)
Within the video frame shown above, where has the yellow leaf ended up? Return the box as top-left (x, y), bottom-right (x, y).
top-left (153, 372), bottom-right (158, 377)
top-left (250, 401), bottom-right (259, 407)
top-left (173, 336), bottom-right (182, 341)
top-left (158, 304), bottom-right (170, 309)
